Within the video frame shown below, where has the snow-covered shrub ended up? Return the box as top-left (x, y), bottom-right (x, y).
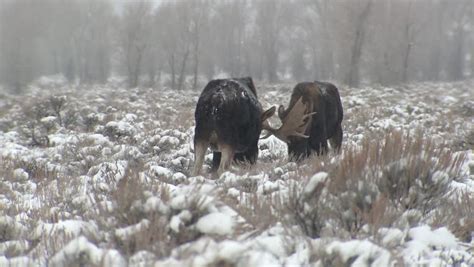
top-left (107, 169), bottom-right (147, 225)
top-left (0, 80), bottom-right (472, 265)
top-left (40, 116), bottom-right (58, 133)
top-left (148, 165), bottom-right (174, 184)
top-left (82, 112), bottom-right (100, 132)
top-left (103, 121), bottom-right (137, 141)
top-left (0, 216), bottom-right (27, 242)
top-left (326, 130), bottom-right (465, 232)
top-left (61, 108), bottom-right (78, 130)
top-left (49, 95), bottom-right (66, 126)
top-left (375, 131), bottom-right (465, 213)
top-left (10, 158), bottom-right (57, 182)
top-left (48, 236), bottom-right (126, 267)
top-left (323, 239), bottom-right (391, 266)
top-left (19, 100), bottom-right (52, 146)
top-left (431, 192), bottom-right (474, 243)
top-left (22, 100), bottom-right (51, 123)
top-left (282, 173), bottom-right (327, 238)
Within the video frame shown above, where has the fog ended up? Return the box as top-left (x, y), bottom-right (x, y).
top-left (0, 0), bottom-right (473, 92)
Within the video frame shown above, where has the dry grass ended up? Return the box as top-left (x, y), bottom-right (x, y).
top-left (90, 167), bottom-right (171, 258)
top-left (0, 82), bottom-right (472, 265)
top-left (221, 189), bottom-right (277, 235)
top-left (330, 130), bottom-right (464, 212)
top-left (283, 178), bottom-right (326, 238)
top-left (271, 129), bottom-right (468, 239)
top-left (432, 192), bottom-right (474, 242)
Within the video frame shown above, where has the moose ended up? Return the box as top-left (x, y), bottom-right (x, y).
top-left (263, 81), bottom-right (343, 160)
top-left (192, 77), bottom-right (310, 176)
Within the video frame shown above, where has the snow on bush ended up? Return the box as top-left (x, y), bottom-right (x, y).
top-left (0, 80), bottom-right (472, 265)
top-left (33, 220), bottom-right (100, 242)
top-left (404, 225), bottom-right (474, 265)
top-left (104, 121), bottom-right (137, 139)
top-left (49, 236), bottom-right (126, 267)
top-left (326, 239), bottom-right (391, 266)
top-left (196, 212), bottom-right (235, 235)
top-left (0, 216), bottom-right (27, 241)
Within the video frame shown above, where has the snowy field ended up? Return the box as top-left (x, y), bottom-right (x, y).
top-left (0, 78), bottom-right (473, 266)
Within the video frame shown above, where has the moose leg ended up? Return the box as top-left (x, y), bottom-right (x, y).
top-left (192, 141), bottom-right (208, 176)
top-left (311, 135), bottom-right (328, 156)
top-left (322, 141), bottom-right (329, 155)
top-left (211, 152), bottom-right (221, 172)
top-left (217, 144), bottom-right (234, 176)
top-left (288, 139), bottom-right (310, 161)
top-left (234, 142), bottom-right (258, 165)
top-left (329, 125), bottom-right (343, 153)
top-left (313, 141), bottom-right (328, 156)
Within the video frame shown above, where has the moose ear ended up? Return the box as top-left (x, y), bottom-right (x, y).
top-left (261, 106), bottom-right (276, 122)
top-left (239, 77), bottom-right (257, 96)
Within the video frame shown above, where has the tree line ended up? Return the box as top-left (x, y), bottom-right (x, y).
top-left (1, 0), bottom-right (473, 92)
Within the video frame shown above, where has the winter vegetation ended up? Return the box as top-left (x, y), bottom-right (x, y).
top-left (0, 76), bottom-right (473, 266)
top-left (0, 0), bottom-right (473, 266)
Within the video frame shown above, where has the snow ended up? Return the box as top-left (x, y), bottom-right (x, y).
top-left (87, 133), bottom-right (111, 145)
top-left (13, 168), bottom-right (29, 182)
top-left (217, 240), bottom-right (247, 261)
top-left (169, 194), bottom-right (188, 210)
top-left (105, 120), bottom-right (137, 136)
top-left (0, 240), bottom-right (30, 256)
top-left (115, 219), bottom-right (150, 241)
top-left (326, 239), bottom-right (391, 266)
top-left (0, 79), bottom-right (473, 265)
top-left (33, 220), bottom-right (100, 241)
top-left (405, 226), bottom-right (457, 252)
top-left (40, 116), bottom-right (57, 124)
top-left (196, 212), bottom-right (235, 235)
top-left (149, 165), bottom-right (173, 179)
top-left (49, 236), bottom-right (126, 267)
top-left (378, 227), bottom-right (405, 248)
top-left (0, 218), bottom-right (28, 252)
top-left (252, 235), bottom-right (287, 258)
top-left (144, 196), bottom-right (170, 214)
top-left (129, 250), bottom-right (156, 266)
top-left (239, 250), bottom-right (280, 266)
top-left (0, 256), bottom-right (32, 266)
top-left (402, 225), bottom-right (474, 265)
top-left (304, 172), bottom-right (328, 196)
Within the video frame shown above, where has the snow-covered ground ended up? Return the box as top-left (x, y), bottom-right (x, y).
top-left (0, 79), bottom-right (473, 266)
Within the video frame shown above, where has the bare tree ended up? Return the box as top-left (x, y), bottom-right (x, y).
top-left (188, 1), bottom-right (210, 90)
top-left (211, 0), bottom-right (249, 78)
top-left (0, 0), bottom-right (42, 92)
top-left (120, 1), bottom-right (154, 88)
top-left (446, 0), bottom-right (471, 81)
top-left (156, 1), bottom-right (194, 90)
top-left (400, 1), bottom-right (418, 83)
top-left (73, 0), bottom-right (114, 84)
top-left (2, 0), bottom-right (474, 92)
top-left (255, 0), bottom-right (287, 83)
top-left (305, 0), bottom-right (336, 80)
top-left (344, 0), bottom-right (373, 87)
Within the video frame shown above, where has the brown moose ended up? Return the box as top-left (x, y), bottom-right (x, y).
top-left (263, 81), bottom-right (343, 160)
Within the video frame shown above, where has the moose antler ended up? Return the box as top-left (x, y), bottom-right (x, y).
top-left (262, 97), bottom-right (315, 142)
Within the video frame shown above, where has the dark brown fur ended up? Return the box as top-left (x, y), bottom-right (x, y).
top-left (192, 77), bottom-right (275, 175)
top-left (279, 81), bottom-right (343, 160)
